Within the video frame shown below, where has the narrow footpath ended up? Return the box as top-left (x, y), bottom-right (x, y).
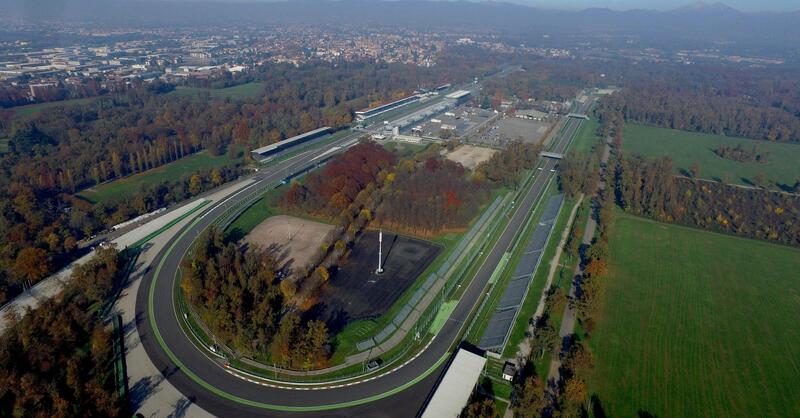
top-left (547, 138), bottom-right (611, 387)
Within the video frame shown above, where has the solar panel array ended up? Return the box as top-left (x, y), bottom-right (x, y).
top-left (354, 196), bottom-right (504, 353)
top-left (478, 194), bottom-right (564, 350)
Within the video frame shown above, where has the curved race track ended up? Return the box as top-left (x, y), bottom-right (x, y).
top-left (135, 104), bottom-right (588, 417)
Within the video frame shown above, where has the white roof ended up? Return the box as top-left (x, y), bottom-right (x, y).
top-left (422, 349), bottom-right (486, 418)
top-left (252, 127), bottom-right (331, 155)
top-left (445, 90), bottom-right (471, 99)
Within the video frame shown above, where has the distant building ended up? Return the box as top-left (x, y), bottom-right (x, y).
top-left (445, 90), bottom-right (471, 105)
top-left (354, 95), bottom-right (420, 121)
top-left (29, 82), bottom-right (58, 98)
top-left (515, 108), bottom-right (548, 121)
top-left (251, 127), bottom-right (332, 161)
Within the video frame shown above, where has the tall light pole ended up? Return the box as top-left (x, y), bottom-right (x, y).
top-left (376, 230), bottom-right (384, 275)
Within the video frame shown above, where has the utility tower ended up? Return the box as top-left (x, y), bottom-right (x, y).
top-left (376, 230), bottom-right (385, 275)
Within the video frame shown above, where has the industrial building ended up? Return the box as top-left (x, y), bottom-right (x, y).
top-left (354, 95), bottom-right (420, 121)
top-left (250, 127), bottom-right (332, 161)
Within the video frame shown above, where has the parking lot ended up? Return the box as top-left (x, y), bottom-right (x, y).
top-left (470, 116), bottom-right (552, 148)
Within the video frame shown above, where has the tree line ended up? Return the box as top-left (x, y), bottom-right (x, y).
top-left (0, 247), bottom-right (125, 417)
top-left (713, 144), bottom-right (769, 164)
top-left (613, 154), bottom-right (800, 247)
top-left (599, 66), bottom-right (800, 143)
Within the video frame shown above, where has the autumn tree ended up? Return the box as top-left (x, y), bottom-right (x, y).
top-left (688, 162), bottom-right (700, 179)
top-left (514, 376), bottom-right (548, 418)
top-left (13, 247), bottom-right (50, 288)
top-left (530, 318), bottom-right (559, 360)
top-left (462, 397), bottom-right (497, 418)
top-left (562, 377), bottom-right (588, 415)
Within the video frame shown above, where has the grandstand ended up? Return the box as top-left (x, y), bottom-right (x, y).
top-left (444, 90), bottom-right (472, 105)
top-left (355, 95), bottom-right (420, 121)
top-left (250, 127), bottom-right (331, 161)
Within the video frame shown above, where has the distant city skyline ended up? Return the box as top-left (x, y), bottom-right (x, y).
top-left (147, 0), bottom-right (800, 13)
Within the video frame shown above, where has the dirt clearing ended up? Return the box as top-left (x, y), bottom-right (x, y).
top-left (445, 145), bottom-right (498, 169)
top-left (244, 215), bottom-right (333, 276)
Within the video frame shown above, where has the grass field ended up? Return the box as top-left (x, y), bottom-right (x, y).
top-left (166, 82), bottom-right (265, 100)
top-left (77, 150), bottom-right (241, 204)
top-left (623, 123), bottom-right (800, 190)
top-left (571, 117), bottom-right (603, 154)
top-left (589, 214), bottom-right (800, 418)
top-left (0, 137), bottom-right (8, 154)
top-left (10, 97), bottom-right (97, 118)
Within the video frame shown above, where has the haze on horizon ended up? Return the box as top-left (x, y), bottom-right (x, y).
top-left (517, 0), bottom-right (798, 12)
top-left (149, 0), bottom-right (800, 13)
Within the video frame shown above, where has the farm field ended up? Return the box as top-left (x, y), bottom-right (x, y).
top-left (166, 82), bottom-right (265, 100)
top-left (623, 123), bottom-right (800, 190)
top-left (589, 214), bottom-right (800, 418)
top-left (77, 150), bottom-right (241, 204)
top-left (11, 97), bottom-right (97, 118)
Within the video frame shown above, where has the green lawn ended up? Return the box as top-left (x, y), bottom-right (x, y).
top-left (0, 137), bottom-right (8, 154)
top-left (571, 117), bottom-right (603, 154)
top-left (589, 214), bottom-right (800, 418)
top-left (77, 151), bottom-right (241, 204)
top-left (11, 97), bottom-right (97, 118)
top-left (623, 123), bottom-right (800, 190)
top-left (166, 82), bottom-right (265, 100)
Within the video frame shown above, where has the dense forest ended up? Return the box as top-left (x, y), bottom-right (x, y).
top-left (378, 157), bottom-right (489, 236)
top-left (181, 226), bottom-right (285, 358)
top-left (0, 247), bottom-right (124, 417)
top-left (181, 226), bottom-right (330, 369)
top-left (613, 154), bottom-right (800, 247)
top-left (283, 141), bottom-right (396, 219)
top-left (479, 59), bottom-right (607, 109)
top-left (600, 66), bottom-right (800, 143)
top-left (474, 141), bottom-right (543, 187)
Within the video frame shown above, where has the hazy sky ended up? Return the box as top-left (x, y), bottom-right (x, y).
top-left (518, 0), bottom-right (798, 12)
top-left (152, 0), bottom-right (799, 12)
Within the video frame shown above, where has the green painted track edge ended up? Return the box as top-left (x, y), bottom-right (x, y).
top-left (147, 205), bottom-right (449, 412)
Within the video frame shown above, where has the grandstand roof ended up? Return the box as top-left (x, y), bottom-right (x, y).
top-left (445, 90), bottom-right (471, 99)
top-left (421, 349), bottom-right (486, 418)
top-left (251, 127), bottom-right (331, 155)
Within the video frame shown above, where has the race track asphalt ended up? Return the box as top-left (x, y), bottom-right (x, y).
top-left (135, 101), bottom-right (590, 417)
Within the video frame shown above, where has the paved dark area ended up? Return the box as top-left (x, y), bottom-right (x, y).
top-left (135, 96), bottom-right (592, 417)
top-left (479, 194), bottom-right (565, 349)
top-left (316, 232), bottom-right (441, 327)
